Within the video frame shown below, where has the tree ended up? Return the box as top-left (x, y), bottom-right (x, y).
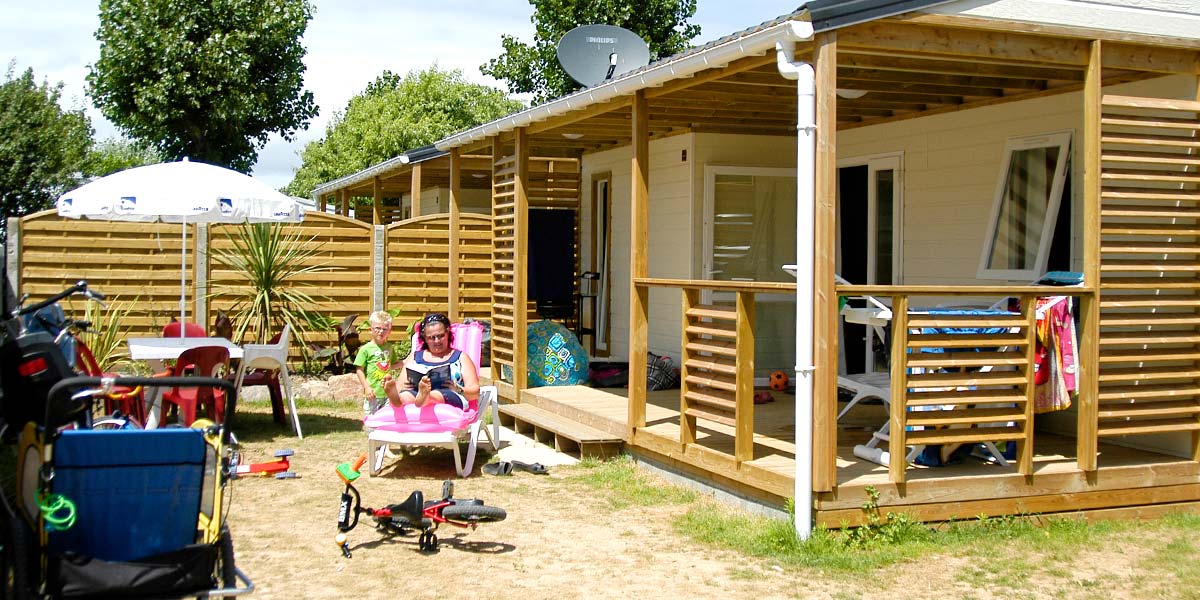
top-left (86, 138), bottom-right (164, 179)
top-left (87, 0), bottom-right (318, 172)
top-left (0, 63), bottom-right (93, 240)
top-left (284, 67), bottom-right (524, 198)
top-left (481, 0), bottom-right (701, 104)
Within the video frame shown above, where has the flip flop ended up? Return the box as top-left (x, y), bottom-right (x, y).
top-left (510, 460), bottom-right (549, 475)
top-left (482, 461), bottom-right (513, 476)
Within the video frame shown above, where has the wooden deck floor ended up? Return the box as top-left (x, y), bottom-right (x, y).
top-left (498, 376), bottom-right (1200, 526)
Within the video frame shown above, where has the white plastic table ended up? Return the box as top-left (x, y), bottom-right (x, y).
top-left (126, 337), bottom-right (243, 428)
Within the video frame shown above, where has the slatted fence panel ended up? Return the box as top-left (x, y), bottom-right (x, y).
top-left (1097, 95), bottom-right (1200, 438)
top-left (491, 149), bottom-right (518, 381)
top-left (208, 212), bottom-right (373, 356)
top-left (385, 213), bottom-right (493, 325)
top-left (17, 210), bottom-right (202, 338)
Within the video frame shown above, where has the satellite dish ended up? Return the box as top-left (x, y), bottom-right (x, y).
top-left (556, 24), bottom-right (651, 87)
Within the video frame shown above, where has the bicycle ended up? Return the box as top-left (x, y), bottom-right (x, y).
top-left (334, 454), bottom-right (506, 555)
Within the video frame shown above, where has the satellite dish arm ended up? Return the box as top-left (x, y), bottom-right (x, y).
top-left (606, 52), bottom-right (618, 80)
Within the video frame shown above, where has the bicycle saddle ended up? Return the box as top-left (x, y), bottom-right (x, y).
top-left (396, 490), bottom-right (425, 524)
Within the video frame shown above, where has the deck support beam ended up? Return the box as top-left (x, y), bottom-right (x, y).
top-left (449, 148), bottom-right (461, 322)
top-left (628, 89), bottom-right (650, 437)
top-left (813, 31), bottom-right (839, 493)
top-left (1078, 39), bottom-right (1102, 472)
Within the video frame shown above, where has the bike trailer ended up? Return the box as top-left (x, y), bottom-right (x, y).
top-left (6, 376), bottom-right (252, 599)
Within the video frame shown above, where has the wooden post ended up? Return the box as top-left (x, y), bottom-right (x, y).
top-left (449, 148), bottom-right (462, 322)
top-left (889, 294), bottom-right (909, 484)
top-left (812, 31), bottom-right (839, 493)
top-left (338, 189), bottom-right (349, 216)
top-left (318, 194), bottom-right (327, 212)
top-left (411, 164), bottom-right (423, 218)
top-left (1078, 39), bottom-right (1102, 471)
top-left (514, 128), bottom-right (529, 392)
top-left (628, 89), bottom-right (650, 436)
top-left (1021, 294), bottom-right (1037, 476)
top-left (680, 288), bottom-right (698, 446)
top-left (1194, 73), bottom-right (1200, 461)
top-left (735, 290), bottom-right (756, 463)
top-left (372, 176), bottom-right (383, 225)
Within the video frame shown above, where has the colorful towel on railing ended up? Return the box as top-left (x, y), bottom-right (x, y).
top-left (912, 308), bottom-right (1013, 354)
top-left (1033, 295), bottom-right (1077, 413)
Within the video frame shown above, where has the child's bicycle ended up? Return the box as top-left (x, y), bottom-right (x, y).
top-left (334, 455), bottom-right (506, 555)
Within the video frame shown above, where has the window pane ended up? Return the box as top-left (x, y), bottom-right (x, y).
top-left (986, 146), bottom-right (1059, 271)
top-left (874, 169), bottom-right (894, 284)
top-left (711, 174), bottom-right (796, 282)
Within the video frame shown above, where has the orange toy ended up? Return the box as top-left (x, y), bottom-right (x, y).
top-left (768, 370), bottom-right (789, 391)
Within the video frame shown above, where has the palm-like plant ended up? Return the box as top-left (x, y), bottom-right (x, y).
top-left (210, 223), bottom-right (334, 346)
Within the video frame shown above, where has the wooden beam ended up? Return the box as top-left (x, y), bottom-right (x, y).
top-left (448, 148), bottom-right (461, 322)
top-left (318, 193), bottom-right (327, 212)
top-left (410, 164), bottom-right (423, 218)
top-left (898, 13), bottom-right (1200, 52)
top-left (813, 30), bottom-right (838, 494)
top-left (837, 51), bottom-right (1086, 82)
top-left (889, 295), bottom-right (910, 485)
top-left (372, 176), bottom-right (382, 225)
top-left (839, 21), bottom-right (1090, 66)
top-left (628, 89), bottom-right (650, 437)
top-left (527, 97), bottom-right (634, 136)
top-left (338, 189), bottom-right (348, 216)
top-left (646, 52), bottom-right (779, 99)
top-left (514, 128), bottom-right (529, 394)
top-left (1079, 40), bottom-right (1102, 472)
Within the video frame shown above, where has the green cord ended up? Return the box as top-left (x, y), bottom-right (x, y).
top-left (38, 493), bottom-right (76, 531)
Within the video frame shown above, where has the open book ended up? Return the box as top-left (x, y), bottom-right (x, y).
top-left (407, 362), bottom-right (453, 389)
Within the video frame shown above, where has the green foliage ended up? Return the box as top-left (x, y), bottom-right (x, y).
top-left (78, 295), bottom-right (138, 373)
top-left (209, 223), bottom-right (335, 347)
top-left (85, 138), bottom-right (164, 178)
top-left (0, 62), bottom-right (93, 240)
top-left (284, 66), bottom-right (524, 198)
top-left (88, 0), bottom-right (318, 172)
top-left (842, 485), bottom-right (932, 548)
top-left (480, 0), bottom-right (702, 104)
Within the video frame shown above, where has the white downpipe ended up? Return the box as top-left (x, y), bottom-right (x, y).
top-left (776, 36), bottom-right (816, 540)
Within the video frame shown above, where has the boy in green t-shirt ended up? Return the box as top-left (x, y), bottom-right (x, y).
top-left (354, 311), bottom-right (403, 415)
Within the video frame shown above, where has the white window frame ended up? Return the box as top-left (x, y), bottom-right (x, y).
top-left (977, 131), bottom-right (1073, 281)
top-left (701, 165), bottom-right (797, 302)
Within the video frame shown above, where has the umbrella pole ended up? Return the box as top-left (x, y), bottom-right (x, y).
top-left (181, 219), bottom-right (187, 336)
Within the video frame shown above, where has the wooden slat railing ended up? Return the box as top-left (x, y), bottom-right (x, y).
top-left (639, 278), bottom-right (792, 465)
top-left (840, 285), bottom-right (1092, 484)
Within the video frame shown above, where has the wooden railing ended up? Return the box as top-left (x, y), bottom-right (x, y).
top-left (839, 285), bottom-right (1093, 483)
top-left (635, 277), bottom-right (794, 464)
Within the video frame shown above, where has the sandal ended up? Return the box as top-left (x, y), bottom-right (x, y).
top-left (510, 460), bottom-right (549, 475)
top-left (482, 461), bottom-right (513, 476)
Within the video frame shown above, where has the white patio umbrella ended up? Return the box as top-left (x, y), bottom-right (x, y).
top-left (55, 158), bottom-right (306, 334)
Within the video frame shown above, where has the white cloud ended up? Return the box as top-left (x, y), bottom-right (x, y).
top-left (1, 1), bottom-right (801, 189)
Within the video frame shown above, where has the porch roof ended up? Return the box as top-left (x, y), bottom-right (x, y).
top-left (314, 0), bottom-right (1200, 203)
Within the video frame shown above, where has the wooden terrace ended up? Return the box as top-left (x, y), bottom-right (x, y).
top-left (484, 373), bottom-right (1200, 527)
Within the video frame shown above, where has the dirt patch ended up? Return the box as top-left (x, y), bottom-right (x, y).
top-left (225, 402), bottom-right (1189, 600)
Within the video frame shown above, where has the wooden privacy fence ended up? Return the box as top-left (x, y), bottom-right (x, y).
top-left (9, 210), bottom-right (492, 363)
top-left (385, 213), bottom-right (494, 325)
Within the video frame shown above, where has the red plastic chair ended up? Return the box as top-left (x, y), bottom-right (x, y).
top-left (162, 321), bottom-right (207, 338)
top-left (161, 346), bottom-right (230, 426)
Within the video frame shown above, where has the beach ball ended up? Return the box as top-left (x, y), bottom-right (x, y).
top-left (768, 370), bottom-right (789, 391)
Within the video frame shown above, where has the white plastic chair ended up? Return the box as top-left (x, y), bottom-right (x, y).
top-left (233, 323), bottom-right (302, 438)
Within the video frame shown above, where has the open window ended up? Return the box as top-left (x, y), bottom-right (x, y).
top-left (978, 131), bottom-right (1072, 281)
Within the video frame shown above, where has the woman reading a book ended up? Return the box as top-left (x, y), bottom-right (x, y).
top-left (397, 313), bottom-right (480, 410)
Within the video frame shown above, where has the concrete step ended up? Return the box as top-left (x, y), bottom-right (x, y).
top-left (498, 403), bottom-right (623, 458)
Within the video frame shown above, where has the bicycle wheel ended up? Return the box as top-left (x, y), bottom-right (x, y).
top-left (218, 525), bottom-right (237, 590)
top-left (92, 415), bottom-right (140, 430)
top-left (441, 504), bottom-right (506, 523)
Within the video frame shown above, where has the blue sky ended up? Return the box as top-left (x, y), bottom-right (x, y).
top-left (1, 1), bottom-right (801, 190)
